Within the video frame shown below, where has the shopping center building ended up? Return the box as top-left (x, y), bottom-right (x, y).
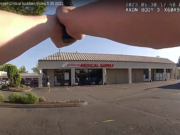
top-left (38, 52), bottom-right (177, 87)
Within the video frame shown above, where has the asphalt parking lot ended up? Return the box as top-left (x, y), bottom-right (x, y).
top-left (0, 80), bottom-right (180, 135)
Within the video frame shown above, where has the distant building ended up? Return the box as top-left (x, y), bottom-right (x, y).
top-left (37, 52), bottom-right (178, 87)
top-left (0, 71), bottom-right (38, 81)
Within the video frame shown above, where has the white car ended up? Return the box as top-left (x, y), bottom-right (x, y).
top-left (0, 80), bottom-right (7, 85)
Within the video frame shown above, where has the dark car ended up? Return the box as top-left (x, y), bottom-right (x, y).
top-left (21, 78), bottom-right (26, 85)
top-left (31, 80), bottom-right (38, 87)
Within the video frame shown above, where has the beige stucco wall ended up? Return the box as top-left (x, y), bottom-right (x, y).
top-left (132, 69), bottom-right (144, 83)
top-left (38, 61), bottom-right (176, 69)
top-left (106, 69), bottom-right (128, 84)
top-left (176, 68), bottom-right (180, 79)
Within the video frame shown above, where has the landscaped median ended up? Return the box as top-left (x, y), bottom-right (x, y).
top-left (0, 92), bottom-right (88, 108)
top-left (1, 84), bottom-right (32, 92)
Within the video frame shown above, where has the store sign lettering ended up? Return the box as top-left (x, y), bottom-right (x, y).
top-left (80, 64), bottom-right (114, 67)
top-left (65, 63), bottom-right (114, 67)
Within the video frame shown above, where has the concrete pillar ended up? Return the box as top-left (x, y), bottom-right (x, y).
top-left (47, 69), bottom-right (54, 87)
top-left (102, 68), bottom-right (106, 85)
top-left (148, 68), bottom-right (151, 81)
top-left (71, 68), bottom-right (75, 86)
top-left (176, 69), bottom-right (178, 80)
top-left (175, 69), bottom-right (177, 80)
top-left (170, 69), bottom-right (173, 79)
top-left (163, 68), bottom-right (166, 81)
top-left (38, 70), bottom-right (43, 87)
top-left (128, 68), bottom-right (132, 84)
top-left (153, 69), bottom-right (156, 81)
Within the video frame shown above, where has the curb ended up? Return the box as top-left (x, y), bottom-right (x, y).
top-left (1, 88), bottom-right (32, 92)
top-left (0, 101), bottom-right (88, 108)
top-left (9, 88), bottom-right (33, 92)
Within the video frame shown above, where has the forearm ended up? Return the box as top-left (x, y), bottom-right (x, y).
top-left (0, 10), bottom-right (56, 64)
top-left (66, 0), bottom-right (180, 49)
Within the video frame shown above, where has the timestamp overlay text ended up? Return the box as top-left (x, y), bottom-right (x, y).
top-left (125, 2), bottom-right (180, 12)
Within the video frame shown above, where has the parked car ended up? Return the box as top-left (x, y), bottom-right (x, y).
top-left (0, 80), bottom-right (6, 85)
top-left (21, 78), bottom-right (27, 85)
top-left (31, 80), bottom-right (38, 85)
top-left (26, 81), bottom-right (31, 85)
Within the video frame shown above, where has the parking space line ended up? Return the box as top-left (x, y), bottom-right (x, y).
top-left (83, 87), bottom-right (93, 91)
top-left (102, 119), bottom-right (114, 123)
top-left (84, 87), bottom-right (93, 91)
top-left (64, 119), bottom-right (114, 127)
top-left (66, 87), bottom-right (72, 92)
top-left (121, 87), bottom-right (128, 89)
top-left (106, 87), bottom-right (111, 90)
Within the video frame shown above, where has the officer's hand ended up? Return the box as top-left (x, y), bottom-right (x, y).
top-left (50, 6), bottom-right (84, 48)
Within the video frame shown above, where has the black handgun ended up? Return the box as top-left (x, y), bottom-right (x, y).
top-left (61, 0), bottom-right (75, 43)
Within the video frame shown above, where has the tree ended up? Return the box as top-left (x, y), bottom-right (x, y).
top-left (0, 0), bottom-right (47, 15)
top-left (0, 65), bottom-right (5, 71)
top-left (18, 66), bottom-right (28, 73)
top-left (7, 65), bottom-right (21, 87)
top-left (0, 64), bottom-right (13, 72)
top-left (32, 63), bottom-right (39, 73)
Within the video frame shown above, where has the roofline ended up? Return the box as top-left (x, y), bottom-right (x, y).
top-left (38, 60), bottom-right (175, 64)
top-left (38, 52), bottom-right (171, 58)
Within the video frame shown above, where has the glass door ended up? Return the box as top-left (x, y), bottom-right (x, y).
top-left (54, 73), bottom-right (64, 86)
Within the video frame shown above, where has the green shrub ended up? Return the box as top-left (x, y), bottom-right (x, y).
top-left (7, 65), bottom-right (21, 87)
top-left (0, 93), bottom-right (4, 102)
top-left (20, 85), bottom-right (27, 88)
top-left (9, 93), bottom-right (22, 103)
top-left (38, 96), bottom-right (46, 102)
top-left (14, 74), bottom-right (21, 87)
top-left (21, 93), bottom-right (38, 104)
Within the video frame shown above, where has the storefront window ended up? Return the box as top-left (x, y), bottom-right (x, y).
top-left (75, 69), bottom-right (102, 85)
top-left (156, 69), bottom-right (164, 73)
top-left (166, 69), bottom-right (170, 73)
top-left (143, 69), bottom-right (149, 79)
top-left (155, 69), bottom-right (164, 81)
top-left (54, 69), bottom-right (71, 86)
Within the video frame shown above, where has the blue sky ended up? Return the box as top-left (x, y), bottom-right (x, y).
top-left (8, 1), bottom-right (180, 72)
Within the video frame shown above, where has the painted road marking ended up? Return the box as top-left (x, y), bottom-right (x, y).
top-left (121, 87), bottom-right (128, 89)
top-left (65, 119), bottom-right (114, 126)
top-left (102, 119), bottom-right (114, 123)
top-left (66, 87), bottom-right (72, 92)
top-left (84, 87), bottom-right (93, 91)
